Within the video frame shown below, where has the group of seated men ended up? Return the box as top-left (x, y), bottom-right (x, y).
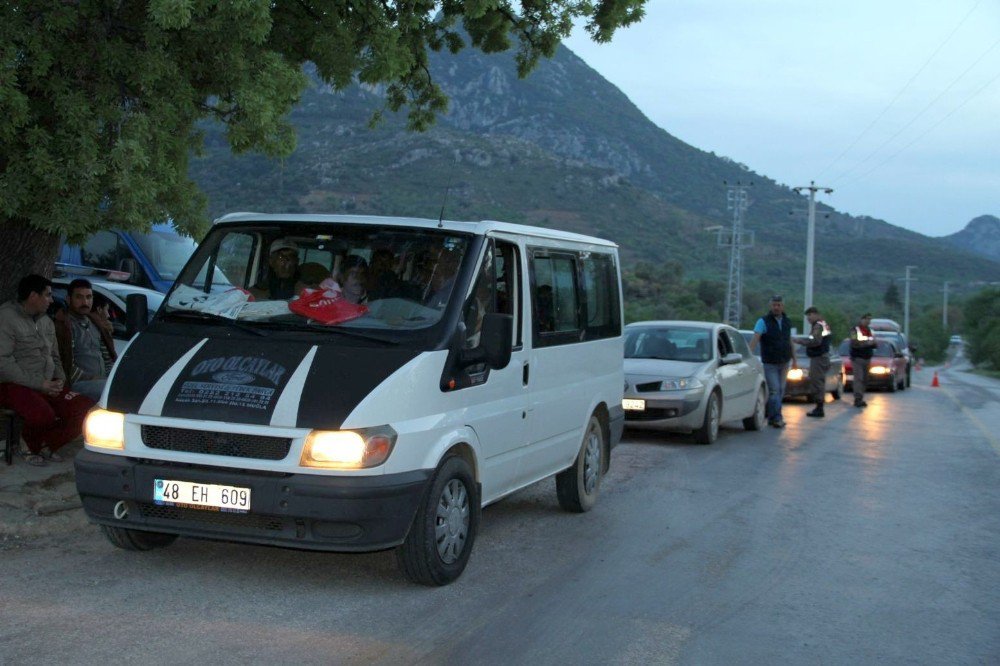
top-left (0, 274), bottom-right (115, 466)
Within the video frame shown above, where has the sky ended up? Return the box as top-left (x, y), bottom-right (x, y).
top-left (563, 0), bottom-right (1000, 238)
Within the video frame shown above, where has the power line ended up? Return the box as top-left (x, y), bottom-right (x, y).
top-left (840, 68), bottom-right (1000, 187)
top-left (815, 0), bottom-right (984, 180)
top-left (831, 36), bottom-right (1000, 185)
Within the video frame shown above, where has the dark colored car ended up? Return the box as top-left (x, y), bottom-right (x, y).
top-left (839, 339), bottom-right (908, 392)
top-left (741, 330), bottom-right (843, 401)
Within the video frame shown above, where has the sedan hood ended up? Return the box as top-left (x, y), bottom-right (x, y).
top-left (624, 357), bottom-right (707, 383)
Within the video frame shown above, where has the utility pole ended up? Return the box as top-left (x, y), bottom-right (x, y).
top-left (791, 181), bottom-right (833, 330)
top-left (942, 281), bottom-right (950, 329)
top-left (716, 181), bottom-right (753, 327)
top-left (902, 265), bottom-right (917, 337)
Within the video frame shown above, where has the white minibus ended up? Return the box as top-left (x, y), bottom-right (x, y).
top-left (76, 213), bottom-right (624, 585)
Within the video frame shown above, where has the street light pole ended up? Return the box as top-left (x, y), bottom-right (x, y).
top-left (942, 281), bottom-right (950, 329)
top-left (902, 265), bottom-right (917, 337)
top-left (792, 181), bottom-right (833, 330)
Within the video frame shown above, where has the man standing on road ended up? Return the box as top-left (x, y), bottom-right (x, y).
top-left (794, 306), bottom-right (833, 418)
top-left (849, 312), bottom-right (878, 408)
top-left (750, 295), bottom-right (797, 428)
top-left (0, 275), bottom-right (94, 465)
top-left (53, 279), bottom-right (117, 402)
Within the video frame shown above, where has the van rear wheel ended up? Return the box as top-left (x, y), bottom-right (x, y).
top-left (556, 415), bottom-right (605, 513)
top-left (396, 455), bottom-right (480, 586)
top-left (101, 525), bottom-right (177, 551)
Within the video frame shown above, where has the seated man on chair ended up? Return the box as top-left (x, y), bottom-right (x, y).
top-left (0, 275), bottom-right (94, 465)
top-left (53, 278), bottom-right (117, 402)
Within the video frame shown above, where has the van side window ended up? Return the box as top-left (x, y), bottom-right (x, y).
top-left (531, 251), bottom-right (580, 346)
top-left (214, 233), bottom-right (256, 288)
top-left (463, 240), bottom-right (521, 350)
top-left (580, 252), bottom-right (620, 340)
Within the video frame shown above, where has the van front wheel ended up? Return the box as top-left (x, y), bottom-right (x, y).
top-left (556, 415), bottom-right (605, 513)
top-left (396, 455), bottom-right (480, 586)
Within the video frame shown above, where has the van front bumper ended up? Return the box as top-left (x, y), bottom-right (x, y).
top-left (74, 449), bottom-right (432, 552)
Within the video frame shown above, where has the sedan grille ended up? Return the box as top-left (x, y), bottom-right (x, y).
top-left (141, 425), bottom-right (292, 460)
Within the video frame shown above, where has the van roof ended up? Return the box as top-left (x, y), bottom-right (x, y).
top-left (212, 212), bottom-right (618, 248)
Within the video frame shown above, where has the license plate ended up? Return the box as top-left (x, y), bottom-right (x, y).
top-left (154, 479), bottom-right (251, 512)
top-left (622, 398), bottom-right (646, 411)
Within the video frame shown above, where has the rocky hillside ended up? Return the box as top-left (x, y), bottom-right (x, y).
top-left (189, 40), bottom-right (1000, 302)
top-left (942, 215), bottom-right (1000, 263)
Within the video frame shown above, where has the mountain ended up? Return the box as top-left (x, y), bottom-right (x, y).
top-left (942, 215), bottom-right (1000, 263)
top-left (189, 41), bottom-right (1000, 305)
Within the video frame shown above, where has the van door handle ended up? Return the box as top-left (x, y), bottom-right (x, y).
top-left (522, 362), bottom-right (530, 386)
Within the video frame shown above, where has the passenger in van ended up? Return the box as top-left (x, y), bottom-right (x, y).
top-left (422, 248), bottom-right (462, 309)
top-left (249, 239), bottom-right (300, 300)
top-left (297, 262), bottom-right (331, 290)
top-left (368, 248), bottom-right (405, 300)
top-left (52, 279), bottom-right (117, 402)
top-left (535, 285), bottom-right (555, 332)
top-left (0, 275), bottom-right (94, 466)
top-left (336, 255), bottom-right (369, 304)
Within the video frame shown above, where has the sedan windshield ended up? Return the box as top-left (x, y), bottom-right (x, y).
top-left (625, 327), bottom-right (712, 362)
top-left (165, 223), bottom-right (471, 332)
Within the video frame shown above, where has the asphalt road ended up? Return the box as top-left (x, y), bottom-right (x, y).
top-left (1, 362), bottom-right (997, 664)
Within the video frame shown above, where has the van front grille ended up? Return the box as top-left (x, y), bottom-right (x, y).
top-left (141, 425), bottom-right (291, 460)
top-left (138, 502), bottom-right (283, 531)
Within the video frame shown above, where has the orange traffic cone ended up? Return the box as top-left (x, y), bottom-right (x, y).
top-left (931, 372), bottom-right (940, 387)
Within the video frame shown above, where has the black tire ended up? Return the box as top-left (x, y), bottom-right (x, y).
top-left (887, 374), bottom-right (897, 393)
top-left (831, 375), bottom-right (842, 400)
top-left (906, 367), bottom-right (912, 388)
top-left (396, 455), bottom-right (480, 586)
top-left (556, 414), bottom-right (605, 512)
top-left (743, 386), bottom-right (766, 431)
top-left (694, 391), bottom-right (721, 445)
top-left (101, 525), bottom-right (177, 551)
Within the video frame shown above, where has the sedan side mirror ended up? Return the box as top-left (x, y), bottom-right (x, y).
top-left (721, 352), bottom-right (743, 366)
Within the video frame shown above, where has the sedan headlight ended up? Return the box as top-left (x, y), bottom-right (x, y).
top-left (870, 366), bottom-right (890, 375)
top-left (787, 368), bottom-right (805, 381)
top-left (661, 377), bottom-right (704, 391)
top-left (84, 409), bottom-right (125, 450)
top-left (300, 426), bottom-right (397, 469)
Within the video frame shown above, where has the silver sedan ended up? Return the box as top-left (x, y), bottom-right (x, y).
top-left (622, 321), bottom-right (767, 444)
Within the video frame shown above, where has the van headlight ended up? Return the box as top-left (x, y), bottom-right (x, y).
top-left (300, 426), bottom-right (397, 469)
top-left (85, 409), bottom-right (125, 450)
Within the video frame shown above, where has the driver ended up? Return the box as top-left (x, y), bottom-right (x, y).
top-left (250, 239), bottom-right (300, 300)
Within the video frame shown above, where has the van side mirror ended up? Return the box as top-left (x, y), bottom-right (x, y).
top-left (118, 257), bottom-right (140, 283)
top-left (480, 313), bottom-right (513, 370)
top-left (459, 313), bottom-right (513, 370)
top-left (721, 352), bottom-right (743, 366)
top-left (125, 293), bottom-right (148, 338)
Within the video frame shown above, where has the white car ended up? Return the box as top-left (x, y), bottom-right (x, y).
top-left (949, 335), bottom-right (963, 345)
top-left (50, 274), bottom-right (164, 355)
top-left (623, 321), bottom-right (767, 444)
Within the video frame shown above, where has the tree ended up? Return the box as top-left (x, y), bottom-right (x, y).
top-left (0, 0), bottom-right (648, 299)
top-left (883, 281), bottom-right (901, 312)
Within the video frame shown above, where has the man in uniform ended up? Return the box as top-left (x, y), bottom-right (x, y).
top-left (749, 295), bottom-right (796, 428)
top-left (849, 312), bottom-right (878, 408)
top-left (794, 306), bottom-right (832, 418)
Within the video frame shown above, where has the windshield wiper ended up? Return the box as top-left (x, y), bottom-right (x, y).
top-left (287, 322), bottom-right (400, 345)
top-left (162, 309), bottom-right (269, 337)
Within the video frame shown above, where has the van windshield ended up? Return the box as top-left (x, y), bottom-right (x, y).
top-left (133, 229), bottom-right (200, 281)
top-left (165, 223), bottom-right (472, 331)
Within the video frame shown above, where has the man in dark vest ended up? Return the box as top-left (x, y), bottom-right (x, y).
top-left (849, 312), bottom-right (878, 408)
top-left (750, 295), bottom-right (796, 428)
top-left (794, 306), bottom-right (833, 417)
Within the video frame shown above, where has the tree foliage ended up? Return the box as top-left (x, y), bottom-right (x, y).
top-left (1, 0), bottom-right (647, 246)
top-left (963, 287), bottom-right (1000, 370)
